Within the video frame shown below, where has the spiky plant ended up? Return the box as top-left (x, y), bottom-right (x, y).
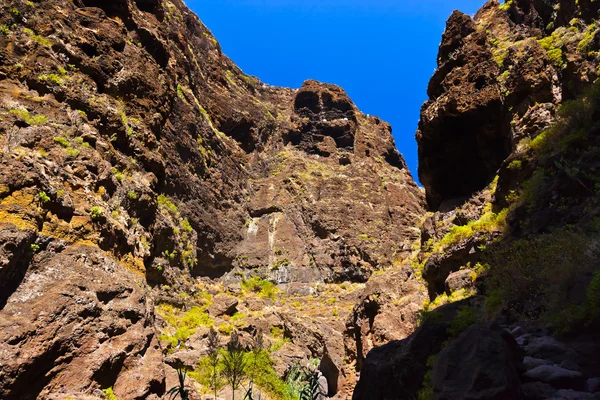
top-left (166, 368), bottom-right (190, 400)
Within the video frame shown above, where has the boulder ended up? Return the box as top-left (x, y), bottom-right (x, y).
top-left (554, 389), bottom-right (598, 399)
top-left (587, 377), bottom-right (600, 393)
top-left (523, 365), bottom-right (585, 390)
top-left (524, 356), bottom-right (552, 370)
top-left (0, 244), bottom-right (165, 399)
top-left (444, 269), bottom-right (474, 294)
top-left (432, 324), bottom-right (522, 400)
top-left (352, 315), bottom-right (451, 400)
top-left (521, 381), bottom-right (557, 399)
top-left (206, 294), bottom-right (238, 317)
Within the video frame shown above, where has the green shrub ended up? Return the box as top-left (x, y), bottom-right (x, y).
top-left (447, 306), bottom-right (479, 338)
top-left (177, 84), bottom-right (186, 101)
top-left (483, 228), bottom-right (590, 320)
top-left (417, 356), bottom-right (436, 400)
top-left (434, 207), bottom-right (508, 252)
top-left (158, 194), bottom-right (179, 215)
top-left (127, 191), bottom-right (137, 200)
top-left (38, 191), bottom-right (50, 203)
top-left (180, 217), bottom-right (193, 233)
top-left (90, 206), bottom-right (104, 220)
top-left (484, 289), bottom-right (503, 316)
top-left (0, 25), bottom-right (10, 35)
top-left (218, 323), bottom-right (234, 335)
top-left (241, 276), bottom-right (278, 299)
top-left (30, 243), bottom-right (40, 252)
top-left (507, 160), bottom-right (522, 170)
top-left (157, 304), bottom-right (213, 342)
top-left (498, 0), bottom-right (513, 11)
top-left (547, 48), bottom-right (565, 68)
top-left (102, 388), bottom-right (118, 400)
top-left (10, 109), bottom-right (47, 126)
top-left (112, 168), bottom-right (125, 182)
top-left (65, 148), bottom-right (80, 158)
top-left (53, 136), bottom-right (69, 148)
top-left (585, 270), bottom-right (600, 322)
top-left (22, 27), bottom-right (52, 47)
top-left (38, 73), bottom-right (63, 86)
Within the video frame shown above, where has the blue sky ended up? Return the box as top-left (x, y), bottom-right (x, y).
top-left (186, 0), bottom-right (486, 183)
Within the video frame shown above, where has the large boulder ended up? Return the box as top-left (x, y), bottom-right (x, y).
top-left (352, 308), bottom-right (457, 400)
top-left (432, 324), bottom-right (523, 400)
top-left (206, 294), bottom-right (238, 317)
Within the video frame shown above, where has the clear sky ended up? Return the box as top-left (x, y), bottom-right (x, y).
top-left (185, 0), bottom-right (487, 184)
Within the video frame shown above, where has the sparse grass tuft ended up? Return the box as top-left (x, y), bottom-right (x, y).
top-left (10, 109), bottom-right (47, 126)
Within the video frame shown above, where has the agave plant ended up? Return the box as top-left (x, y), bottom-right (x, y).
top-left (285, 363), bottom-right (325, 400)
top-left (166, 368), bottom-right (190, 400)
top-left (299, 370), bottom-right (324, 400)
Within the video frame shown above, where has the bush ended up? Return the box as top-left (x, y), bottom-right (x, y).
top-left (90, 206), bottom-right (104, 220)
top-left (38, 191), bottom-right (50, 204)
top-left (434, 207), bottom-right (508, 252)
top-left (102, 388), bottom-right (118, 400)
top-left (218, 323), bottom-right (234, 335)
top-left (10, 109), bottom-right (47, 126)
top-left (483, 228), bottom-right (590, 321)
top-left (241, 276), bottom-right (278, 299)
top-left (38, 73), bottom-right (63, 86)
top-left (447, 306), bottom-right (480, 338)
top-left (157, 304), bottom-right (213, 343)
top-left (158, 194), bottom-right (179, 215)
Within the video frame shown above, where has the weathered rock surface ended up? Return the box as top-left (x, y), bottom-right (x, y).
top-left (352, 301), bottom-right (467, 400)
top-left (432, 324), bottom-right (523, 400)
top-left (206, 294), bottom-right (238, 317)
top-left (345, 264), bottom-right (427, 371)
top-left (0, 242), bottom-right (164, 400)
top-left (0, 0), bottom-right (425, 396)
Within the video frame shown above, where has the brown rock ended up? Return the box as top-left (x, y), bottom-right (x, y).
top-left (444, 269), bottom-right (474, 294)
top-left (432, 325), bottom-right (522, 400)
top-left (0, 243), bottom-right (164, 399)
top-left (206, 294), bottom-right (238, 317)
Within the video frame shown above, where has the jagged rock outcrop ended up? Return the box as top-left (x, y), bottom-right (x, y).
top-left (0, 0), bottom-right (425, 397)
top-left (356, 0), bottom-right (600, 398)
top-left (417, 9), bottom-right (512, 209)
top-left (417, 0), bottom-right (600, 209)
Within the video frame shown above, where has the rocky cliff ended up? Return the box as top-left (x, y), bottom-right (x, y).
top-left (0, 0), bottom-right (425, 398)
top-left (356, 1), bottom-right (600, 399)
top-left (2, 0), bottom-right (599, 399)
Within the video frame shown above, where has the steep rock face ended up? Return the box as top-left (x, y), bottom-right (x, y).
top-left (0, 0), bottom-right (424, 397)
top-left (237, 82), bottom-right (423, 283)
top-left (356, 0), bottom-right (600, 398)
top-left (432, 325), bottom-right (523, 400)
top-left (417, 9), bottom-right (512, 209)
top-left (417, 0), bottom-right (599, 209)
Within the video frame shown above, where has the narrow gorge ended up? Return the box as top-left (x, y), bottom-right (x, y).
top-left (0, 0), bottom-right (599, 399)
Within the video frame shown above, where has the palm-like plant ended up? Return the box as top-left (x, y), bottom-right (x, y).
top-left (166, 368), bottom-right (190, 400)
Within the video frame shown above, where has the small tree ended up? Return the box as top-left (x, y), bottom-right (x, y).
top-left (207, 327), bottom-right (222, 399)
top-left (246, 329), bottom-right (264, 399)
top-left (222, 331), bottom-right (247, 400)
